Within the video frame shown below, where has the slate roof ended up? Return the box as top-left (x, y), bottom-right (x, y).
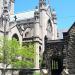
top-left (10, 10), bottom-right (35, 22)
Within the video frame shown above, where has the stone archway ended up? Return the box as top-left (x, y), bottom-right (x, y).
top-left (12, 34), bottom-right (19, 41)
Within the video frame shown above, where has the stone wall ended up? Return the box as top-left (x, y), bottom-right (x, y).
top-left (66, 23), bottom-right (75, 74)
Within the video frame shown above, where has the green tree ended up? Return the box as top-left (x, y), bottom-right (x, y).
top-left (0, 38), bottom-right (35, 69)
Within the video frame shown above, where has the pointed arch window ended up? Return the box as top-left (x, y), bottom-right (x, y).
top-left (25, 32), bottom-right (29, 37)
top-left (47, 19), bottom-right (52, 32)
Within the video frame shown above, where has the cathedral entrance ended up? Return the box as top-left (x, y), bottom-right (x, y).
top-left (51, 56), bottom-right (63, 75)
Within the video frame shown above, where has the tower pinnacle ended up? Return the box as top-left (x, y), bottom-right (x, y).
top-left (39, 0), bottom-right (46, 10)
top-left (10, 0), bottom-right (14, 15)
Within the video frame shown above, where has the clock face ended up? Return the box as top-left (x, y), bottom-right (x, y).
top-left (47, 19), bottom-right (52, 33)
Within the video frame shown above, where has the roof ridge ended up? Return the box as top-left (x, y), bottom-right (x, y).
top-left (15, 9), bottom-right (35, 15)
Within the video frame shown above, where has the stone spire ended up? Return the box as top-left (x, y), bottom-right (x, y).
top-left (10, 0), bottom-right (14, 15)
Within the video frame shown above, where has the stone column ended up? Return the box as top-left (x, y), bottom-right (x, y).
top-left (34, 9), bottom-right (40, 69)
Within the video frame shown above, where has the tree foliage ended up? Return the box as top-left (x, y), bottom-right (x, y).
top-left (0, 38), bottom-right (35, 69)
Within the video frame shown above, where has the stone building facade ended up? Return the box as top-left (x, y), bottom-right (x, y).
top-left (0, 0), bottom-right (57, 69)
top-left (63, 22), bottom-right (75, 75)
top-left (43, 22), bottom-right (75, 75)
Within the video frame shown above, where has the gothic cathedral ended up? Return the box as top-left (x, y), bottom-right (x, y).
top-left (0, 0), bottom-right (57, 69)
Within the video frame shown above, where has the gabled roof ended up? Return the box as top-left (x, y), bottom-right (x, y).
top-left (67, 22), bottom-right (75, 33)
top-left (63, 22), bottom-right (75, 33)
top-left (62, 22), bottom-right (75, 38)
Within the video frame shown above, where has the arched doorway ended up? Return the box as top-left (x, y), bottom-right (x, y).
top-left (51, 56), bottom-right (63, 75)
top-left (12, 34), bottom-right (19, 41)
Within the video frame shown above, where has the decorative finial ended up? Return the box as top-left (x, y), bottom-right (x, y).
top-left (10, 0), bottom-right (14, 3)
top-left (14, 15), bottom-right (17, 21)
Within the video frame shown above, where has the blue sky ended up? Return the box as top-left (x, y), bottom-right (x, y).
top-left (14, 0), bottom-right (75, 30)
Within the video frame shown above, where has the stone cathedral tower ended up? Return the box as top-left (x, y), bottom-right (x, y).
top-left (0, 0), bottom-right (14, 32)
top-left (39, 0), bottom-right (57, 53)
